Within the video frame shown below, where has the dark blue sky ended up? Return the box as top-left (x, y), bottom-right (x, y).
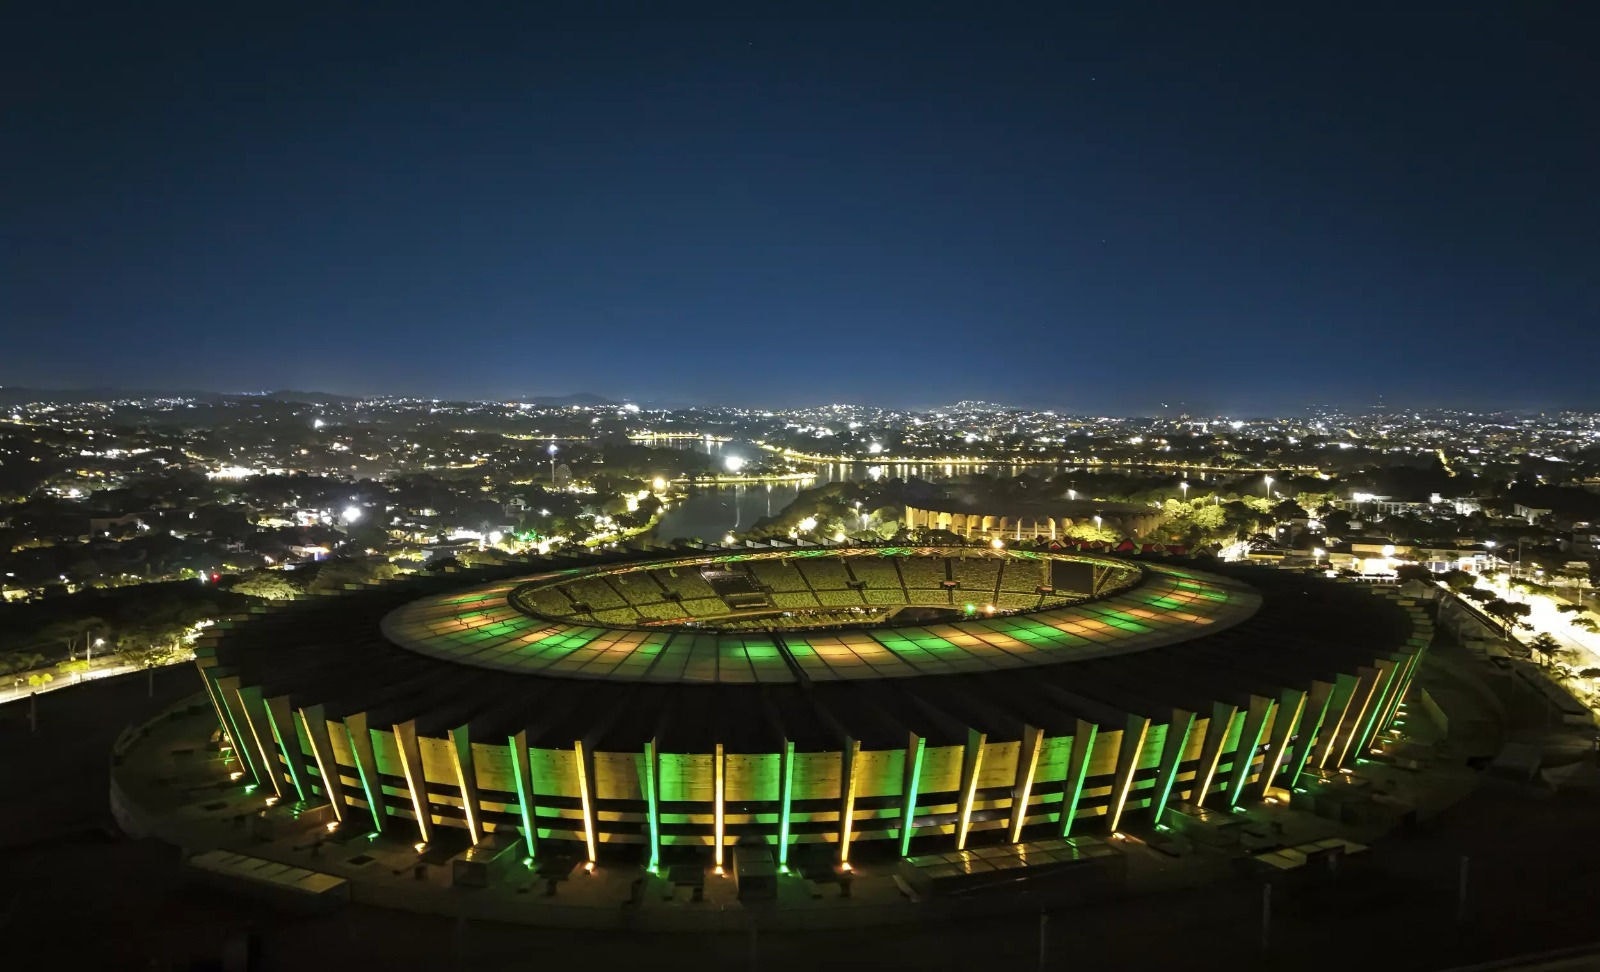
top-left (4, 4), bottom-right (1596, 413)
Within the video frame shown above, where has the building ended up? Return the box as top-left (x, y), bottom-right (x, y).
top-left (189, 547), bottom-right (1428, 875)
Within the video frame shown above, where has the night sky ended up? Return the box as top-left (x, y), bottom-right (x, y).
top-left (4, 4), bottom-right (1596, 413)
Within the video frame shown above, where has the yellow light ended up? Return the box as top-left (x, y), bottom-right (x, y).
top-left (414, 842), bottom-right (428, 854)
top-left (264, 796), bottom-right (279, 807)
top-left (584, 861), bottom-right (596, 874)
top-left (714, 865), bottom-right (725, 876)
top-left (229, 771), bottom-right (244, 781)
top-left (840, 862), bottom-right (853, 873)
top-left (991, 538), bottom-right (1004, 549)
top-left (325, 821), bottom-right (339, 833)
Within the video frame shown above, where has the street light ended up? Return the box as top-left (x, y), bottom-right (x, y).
top-left (1263, 475), bottom-right (1274, 499)
top-left (90, 637), bottom-right (104, 662)
top-left (547, 443), bottom-right (559, 485)
top-left (1179, 480), bottom-right (1190, 501)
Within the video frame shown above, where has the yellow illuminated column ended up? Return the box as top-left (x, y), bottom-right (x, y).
top-left (297, 704), bottom-right (346, 821)
top-left (447, 725), bottom-right (482, 846)
top-left (1190, 702), bottom-right (1237, 809)
top-left (1256, 689), bottom-right (1306, 797)
top-left (212, 673), bottom-right (264, 787)
top-left (1332, 666), bottom-right (1382, 768)
top-left (838, 739), bottom-right (861, 866)
top-left (1107, 714), bottom-right (1150, 833)
top-left (1349, 658), bottom-right (1401, 761)
top-left (1282, 681), bottom-right (1334, 790)
top-left (574, 740), bottom-right (598, 864)
top-left (956, 730), bottom-right (987, 850)
top-left (1313, 673), bottom-right (1361, 769)
top-left (233, 685), bottom-right (282, 799)
top-left (1008, 726), bottom-right (1043, 844)
top-left (713, 742), bottom-right (726, 871)
top-left (392, 719), bottom-right (433, 843)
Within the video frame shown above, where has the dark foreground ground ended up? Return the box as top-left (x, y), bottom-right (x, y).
top-left (4, 665), bottom-right (1600, 971)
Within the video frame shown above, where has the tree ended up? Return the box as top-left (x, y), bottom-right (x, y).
top-left (1574, 617), bottom-right (1599, 633)
top-left (1441, 569), bottom-right (1477, 592)
top-left (1529, 633), bottom-right (1567, 670)
top-left (1483, 598), bottom-right (1533, 637)
top-left (1394, 564), bottom-right (1432, 584)
top-left (229, 571), bottom-right (303, 600)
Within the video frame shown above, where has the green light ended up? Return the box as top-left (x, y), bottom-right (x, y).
top-left (964, 603), bottom-right (976, 614)
top-left (643, 739), bottom-right (661, 873)
top-left (344, 723), bottom-right (384, 833)
top-left (777, 739), bottom-right (795, 868)
top-left (899, 736), bottom-right (926, 857)
top-left (1149, 714), bottom-right (1195, 825)
top-left (508, 735), bottom-right (539, 860)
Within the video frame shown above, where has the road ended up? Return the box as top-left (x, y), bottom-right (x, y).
top-left (0, 659), bottom-right (167, 708)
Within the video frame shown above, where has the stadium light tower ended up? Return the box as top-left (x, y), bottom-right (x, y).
top-left (548, 443), bottom-right (558, 485)
top-left (1264, 475), bottom-right (1274, 499)
top-left (1180, 480), bottom-right (1190, 501)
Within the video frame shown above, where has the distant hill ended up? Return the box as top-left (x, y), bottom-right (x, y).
top-left (517, 392), bottom-right (619, 407)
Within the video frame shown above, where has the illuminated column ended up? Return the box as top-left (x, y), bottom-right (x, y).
top-left (233, 685), bottom-right (282, 799)
top-left (1148, 709), bottom-right (1195, 825)
top-left (713, 742), bottom-right (726, 871)
top-left (1059, 719), bottom-right (1098, 837)
top-left (639, 738), bottom-right (658, 871)
top-left (1377, 651), bottom-right (1422, 733)
top-left (1282, 681), bottom-right (1334, 790)
top-left (447, 725), bottom-right (482, 846)
top-left (1008, 725), bottom-right (1044, 843)
top-left (1225, 696), bottom-right (1276, 809)
top-left (392, 719), bottom-right (433, 843)
top-left (1348, 659), bottom-right (1401, 762)
top-left (1107, 714), bottom-right (1150, 833)
top-left (777, 739), bottom-right (795, 869)
top-left (574, 740), bottom-right (598, 863)
top-left (956, 729), bottom-right (987, 851)
top-left (193, 657), bottom-right (238, 768)
top-left (263, 695), bottom-right (308, 803)
top-left (1189, 702), bottom-right (1237, 809)
top-left (342, 711), bottom-right (386, 832)
top-left (899, 733), bottom-right (927, 856)
top-left (298, 704), bottom-right (347, 821)
top-left (211, 673), bottom-right (264, 787)
top-left (1312, 673), bottom-right (1361, 770)
top-left (1256, 689), bottom-right (1306, 797)
top-left (1332, 666), bottom-right (1382, 768)
top-left (509, 731), bottom-right (539, 859)
top-left (838, 739), bottom-right (861, 866)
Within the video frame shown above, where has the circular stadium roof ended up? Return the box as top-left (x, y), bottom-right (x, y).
top-left (378, 549), bottom-right (1261, 683)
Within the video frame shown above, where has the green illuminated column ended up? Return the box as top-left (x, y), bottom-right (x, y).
top-left (1256, 688), bottom-right (1306, 797)
top-left (1348, 658), bottom-right (1401, 762)
top-left (1225, 695), bottom-right (1275, 809)
top-left (1148, 708), bottom-right (1195, 826)
top-left (1008, 725), bottom-right (1044, 843)
top-left (1312, 673), bottom-right (1360, 770)
top-left (839, 739), bottom-right (861, 866)
top-left (298, 704), bottom-right (347, 822)
top-left (1107, 714), bottom-right (1151, 833)
top-left (777, 739), bottom-right (795, 869)
top-left (1332, 666), bottom-right (1382, 768)
top-left (899, 733), bottom-right (926, 857)
top-left (211, 673), bottom-right (264, 787)
top-left (342, 711), bottom-right (386, 832)
top-left (447, 725), bottom-right (482, 846)
top-left (1190, 701), bottom-right (1238, 809)
top-left (392, 719), bottom-right (433, 843)
top-left (956, 729), bottom-right (988, 850)
top-left (639, 738), bottom-right (658, 871)
top-left (233, 685), bottom-right (283, 799)
top-left (1059, 719), bottom-right (1098, 837)
top-left (1282, 680), bottom-right (1334, 790)
top-left (264, 695), bottom-right (308, 803)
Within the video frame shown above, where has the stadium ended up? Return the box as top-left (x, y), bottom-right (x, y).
top-left (190, 546), bottom-right (1428, 893)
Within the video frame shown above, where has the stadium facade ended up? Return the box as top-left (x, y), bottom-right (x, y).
top-left (194, 547), bottom-right (1427, 873)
